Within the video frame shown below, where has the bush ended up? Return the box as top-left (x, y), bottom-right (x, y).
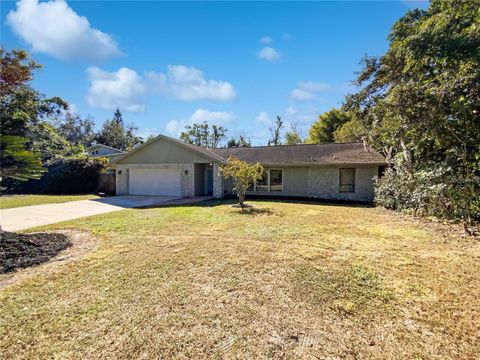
top-left (14, 157), bottom-right (108, 194)
top-left (375, 165), bottom-right (480, 223)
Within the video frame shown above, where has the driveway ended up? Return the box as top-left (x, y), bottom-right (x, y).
top-left (0, 196), bottom-right (211, 232)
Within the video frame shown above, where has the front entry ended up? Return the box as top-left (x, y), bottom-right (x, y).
top-left (206, 168), bottom-right (213, 195)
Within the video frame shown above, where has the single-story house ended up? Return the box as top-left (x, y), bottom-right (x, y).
top-left (87, 144), bottom-right (126, 162)
top-left (112, 134), bottom-right (386, 202)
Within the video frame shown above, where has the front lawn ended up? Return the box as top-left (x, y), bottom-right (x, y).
top-left (1, 201), bottom-right (478, 358)
top-left (0, 194), bottom-right (99, 209)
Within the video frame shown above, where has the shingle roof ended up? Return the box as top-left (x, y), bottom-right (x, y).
top-left (210, 142), bottom-right (386, 165)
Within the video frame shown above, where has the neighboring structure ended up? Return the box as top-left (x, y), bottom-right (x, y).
top-left (87, 144), bottom-right (126, 162)
top-left (113, 134), bottom-right (386, 202)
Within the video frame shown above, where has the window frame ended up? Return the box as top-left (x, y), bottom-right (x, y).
top-left (339, 168), bottom-right (355, 193)
top-left (250, 168), bottom-right (284, 193)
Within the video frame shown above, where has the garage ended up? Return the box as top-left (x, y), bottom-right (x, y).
top-left (129, 169), bottom-right (181, 196)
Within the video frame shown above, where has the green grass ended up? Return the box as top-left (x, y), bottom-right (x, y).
top-left (1, 200), bottom-right (479, 358)
top-left (0, 194), bottom-right (99, 209)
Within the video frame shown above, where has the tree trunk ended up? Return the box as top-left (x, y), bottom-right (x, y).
top-left (238, 192), bottom-right (245, 209)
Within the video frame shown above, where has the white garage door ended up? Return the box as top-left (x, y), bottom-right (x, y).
top-left (129, 169), bottom-right (181, 196)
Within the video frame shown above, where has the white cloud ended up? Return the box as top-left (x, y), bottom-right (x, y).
top-left (260, 36), bottom-right (273, 44)
top-left (255, 111), bottom-right (272, 126)
top-left (258, 46), bottom-right (280, 62)
top-left (147, 65), bottom-right (236, 101)
top-left (85, 67), bottom-right (147, 112)
top-left (290, 81), bottom-right (332, 101)
top-left (7, 0), bottom-right (121, 61)
top-left (284, 106), bottom-right (318, 124)
top-left (166, 109), bottom-right (236, 136)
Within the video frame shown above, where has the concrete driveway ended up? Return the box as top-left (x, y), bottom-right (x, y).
top-left (0, 196), bottom-right (185, 232)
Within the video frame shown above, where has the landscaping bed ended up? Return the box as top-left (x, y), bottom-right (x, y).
top-left (0, 232), bottom-right (71, 274)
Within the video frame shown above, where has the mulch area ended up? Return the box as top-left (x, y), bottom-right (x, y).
top-left (0, 231), bottom-right (71, 274)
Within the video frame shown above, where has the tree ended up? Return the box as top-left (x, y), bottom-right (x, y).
top-left (1, 49), bottom-right (74, 183)
top-left (284, 123), bottom-right (303, 145)
top-left (344, 1), bottom-right (480, 232)
top-left (180, 122), bottom-right (227, 148)
top-left (306, 108), bottom-right (351, 143)
top-left (219, 156), bottom-right (264, 208)
top-left (95, 109), bottom-right (143, 151)
top-left (333, 116), bottom-right (366, 143)
top-left (0, 135), bottom-right (45, 182)
top-left (0, 48), bottom-right (41, 97)
top-left (268, 116), bottom-right (283, 146)
top-left (227, 135), bottom-right (251, 148)
top-left (57, 113), bottom-right (95, 147)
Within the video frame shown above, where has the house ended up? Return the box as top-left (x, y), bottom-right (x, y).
top-left (112, 134), bottom-right (386, 202)
top-left (87, 144), bottom-right (126, 162)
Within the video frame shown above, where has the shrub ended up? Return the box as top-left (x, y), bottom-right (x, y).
top-left (16, 157), bottom-right (108, 194)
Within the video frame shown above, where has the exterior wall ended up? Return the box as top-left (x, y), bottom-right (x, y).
top-left (307, 165), bottom-right (378, 202)
top-left (212, 163), bottom-right (224, 198)
top-left (116, 138), bottom-right (212, 164)
top-left (115, 163), bottom-right (194, 197)
top-left (243, 166), bottom-right (309, 197)
top-left (194, 164), bottom-right (205, 196)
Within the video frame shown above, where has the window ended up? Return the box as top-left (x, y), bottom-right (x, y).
top-left (256, 170), bottom-right (269, 191)
top-left (269, 169), bottom-right (283, 191)
top-left (252, 169), bottom-right (283, 192)
top-left (339, 168), bottom-right (355, 193)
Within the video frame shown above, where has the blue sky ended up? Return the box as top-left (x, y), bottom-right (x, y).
top-left (1, 0), bottom-right (428, 145)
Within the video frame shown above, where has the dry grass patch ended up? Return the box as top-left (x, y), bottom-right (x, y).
top-left (0, 200), bottom-right (479, 359)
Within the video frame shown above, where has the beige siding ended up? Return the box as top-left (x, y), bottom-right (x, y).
top-left (243, 167), bottom-right (308, 197)
top-left (116, 138), bottom-right (212, 164)
top-left (235, 165), bottom-right (377, 202)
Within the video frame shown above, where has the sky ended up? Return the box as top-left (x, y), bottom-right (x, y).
top-left (1, 0), bottom-right (429, 145)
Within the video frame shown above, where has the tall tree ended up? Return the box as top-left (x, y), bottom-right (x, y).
top-left (345, 1), bottom-right (480, 231)
top-left (1, 49), bottom-right (74, 182)
top-left (306, 108), bottom-right (351, 144)
top-left (268, 116), bottom-right (283, 146)
top-left (180, 122), bottom-right (227, 148)
top-left (95, 109), bottom-right (143, 151)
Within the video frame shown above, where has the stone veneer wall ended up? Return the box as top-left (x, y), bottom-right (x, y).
top-left (115, 163), bottom-right (195, 197)
top-left (307, 166), bottom-right (378, 202)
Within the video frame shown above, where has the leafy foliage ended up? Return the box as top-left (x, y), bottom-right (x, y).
top-left (219, 156), bottom-right (264, 208)
top-left (307, 108), bottom-right (351, 143)
top-left (0, 135), bottom-right (45, 182)
top-left (20, 157), bottom-right (108, 194)
top-left (344, 1), bottom-right (480, 229)
top-left (227, 135), bottom-right (251, 148)
top-left (284, 123), bottom-right (304, 145)
top-left (180, 122), bottom-right (227, 148)
top-left (57, 112), bottom-right (95, 147)
top-left (95, 108), bottom-right (143, 151)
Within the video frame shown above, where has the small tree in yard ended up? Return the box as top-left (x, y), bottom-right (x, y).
top-left (219, 156), bottom-right (264, 208)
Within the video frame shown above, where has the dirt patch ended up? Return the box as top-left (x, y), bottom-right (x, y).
top-left (0, 230), bottom-right (97, 290)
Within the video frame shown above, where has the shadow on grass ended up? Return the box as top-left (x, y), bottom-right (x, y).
top-left (237, 207), bottom-right (277, 216)
top-left (200, 196), bottom-right (374, 209)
